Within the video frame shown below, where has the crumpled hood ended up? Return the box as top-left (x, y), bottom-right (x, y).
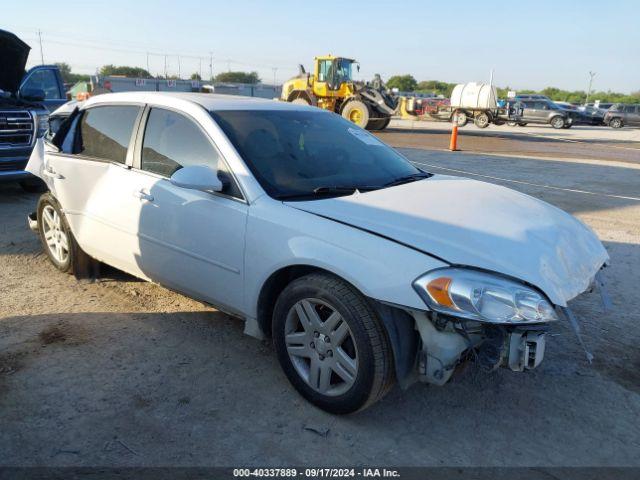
top-left (286, 175), bottom-right (609, 306)
top-left (0, 29), bottom-right (30, 93)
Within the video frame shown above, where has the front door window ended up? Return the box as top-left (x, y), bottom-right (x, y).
top-left (22, 69), bottom-right (63, 99)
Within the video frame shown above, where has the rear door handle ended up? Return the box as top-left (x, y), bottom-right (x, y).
top-left (42, 167), bottom-right (63, 180)
top-left (133, 190), bottom-right (154, 202)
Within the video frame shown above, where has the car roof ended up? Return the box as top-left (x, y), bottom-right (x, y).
top-left (82, 91), bottom-right (316, 112)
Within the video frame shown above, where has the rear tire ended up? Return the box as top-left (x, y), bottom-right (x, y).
top-left (272, 273), bottom-right (394, 414)
top-left (291, 97), bottom-right (310, 106)
top-left (609, 117), bottom-right (623, 128)
top-left (341, 100), bottom-right (370, 129)
top-left (474, 112), bottom-right (491, 128)
top-left (37, 193), bottom-right (74, 273)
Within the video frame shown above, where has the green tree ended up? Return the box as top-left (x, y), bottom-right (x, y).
top-left (386, 74), bottom-right (417, 92)
top-left (99, 64), bottom-right (151, 78)
top-left (214, 71), bottom-right (260, 84)
top-left (54, 62), bottom-right (89, 84)
top-left (190, 72), bottom-right (202, 81)
top-left (416, 80), bottom-right (456, 97)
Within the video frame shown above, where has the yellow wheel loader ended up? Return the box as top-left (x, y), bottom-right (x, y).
top-left (280, 55), bottom-right (397, 130)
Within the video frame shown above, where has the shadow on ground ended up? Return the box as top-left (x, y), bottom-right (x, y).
top-left (1, 240), bottom-right (638, 467)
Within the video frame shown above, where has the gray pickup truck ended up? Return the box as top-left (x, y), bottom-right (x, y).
top-left (1, 29), bottom-right (67, 191)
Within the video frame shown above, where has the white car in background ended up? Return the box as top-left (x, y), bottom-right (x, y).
top-left (26, 92), bottom-right (609, 413)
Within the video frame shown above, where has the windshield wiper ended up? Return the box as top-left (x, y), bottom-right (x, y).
top-left (313, 185), bottom-right (378, 194)
top-left (383, 172), bottom-right (432, 188)
top-left (274, 185), bottom-right (377, 201)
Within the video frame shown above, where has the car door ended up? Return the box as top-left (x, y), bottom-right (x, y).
top-left (627, 105), bottom-right (640, 126)
top-left (20, 66), bottom-right (67, 112)
top-left (44, 104), bottom-right (146, 274)
top-left (520, 101), bottom-right (536, 122)
top-left (124, 106), bottom-right (248, 313)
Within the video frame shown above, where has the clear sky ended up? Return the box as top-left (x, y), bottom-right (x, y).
top-left (5, 0), bottom-right (639, 93)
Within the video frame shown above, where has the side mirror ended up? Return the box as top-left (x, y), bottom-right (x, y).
top-left (169, 165), bottom-right (223, 193)
top-left (20, 88), bottom-right (46, 102)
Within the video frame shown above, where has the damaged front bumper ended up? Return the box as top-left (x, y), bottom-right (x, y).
top-left (411, 311), bottom-right (548, 385)
top-left (408, 269), bottom-right (610, 386)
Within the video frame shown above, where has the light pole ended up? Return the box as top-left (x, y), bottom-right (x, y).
top-left (586, 71), bottom-right (596, 105)
top-left (37, 29), bottom-right (44, 64)
top-left (272, 67), bottom-right (278, 86)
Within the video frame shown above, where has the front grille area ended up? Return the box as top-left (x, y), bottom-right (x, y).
top-left (0, 159), bottom-right (28, 172)
top-left (0, 110), bottom-right (34, 147)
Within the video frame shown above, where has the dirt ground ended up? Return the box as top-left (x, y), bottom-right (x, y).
top-left (1, 138), bottom-right (639, 467)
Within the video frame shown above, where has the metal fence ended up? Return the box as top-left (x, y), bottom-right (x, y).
top-left (90, 76), bottom-right (281, 99)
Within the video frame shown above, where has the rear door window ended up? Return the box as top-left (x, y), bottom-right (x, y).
top-left (77, 106), bottom-right (141, 163)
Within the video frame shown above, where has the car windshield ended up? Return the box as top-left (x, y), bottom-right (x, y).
top-left (210, 109), bottom-right (425, 200)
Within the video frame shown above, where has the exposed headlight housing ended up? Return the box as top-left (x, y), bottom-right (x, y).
top-left (413, 268), bottom-right (558, 324)
top-left (35, 111), bottom-right (50, 138)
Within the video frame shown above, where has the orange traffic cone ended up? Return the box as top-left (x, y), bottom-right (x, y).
top-left (449, 121), bottom-right (459, 151)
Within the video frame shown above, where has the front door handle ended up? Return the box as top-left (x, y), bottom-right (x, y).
top-left (133, 190), bottom-right (154, 202)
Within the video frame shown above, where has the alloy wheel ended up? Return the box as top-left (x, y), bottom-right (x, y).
top-left (284, 298), bottom-right (358, 396)
top-left (41, 205), bottom-right (69, 264)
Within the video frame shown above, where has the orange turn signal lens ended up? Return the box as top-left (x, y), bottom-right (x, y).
top-left (426, 277), bottom-right (454, 308)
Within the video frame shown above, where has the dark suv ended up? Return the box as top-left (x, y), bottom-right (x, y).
top-left (509, 99), bottom-right (570, 129)
top-left (604, 104), bottom-right (640, 128)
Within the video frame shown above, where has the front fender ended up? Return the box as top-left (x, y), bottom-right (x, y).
top-left (243, 199), bottom-right (446, 320)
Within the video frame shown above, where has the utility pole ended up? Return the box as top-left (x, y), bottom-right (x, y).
top-left (227, 59), bottom-right (231, 72)
top-left (585, 71), bottom-right (596, 105)
top-left (199, 58), bottom-right (202, 80)
top-left (37, 29), bottom-right (44, 64)
top-left (209, 52), bottom-right (213, 82)
top-left (272, 67), bottom-right (278, 86)
top-left (177, 56), bottom-right (181, 79)
top-left (146, 52), bottom-right (150, 76)
top-left (164, 55), bottom-right (167, 79)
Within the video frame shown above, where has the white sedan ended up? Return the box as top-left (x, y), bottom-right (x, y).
top-left (26, 92), bottom-right (609, 413)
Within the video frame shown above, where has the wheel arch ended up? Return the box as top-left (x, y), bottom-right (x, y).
top-left (257, 264), bottom-right (349, 339)
top-left (287, 90), bottom-right (315, 105)
top-left (256, 263), bottom-right (420, 390)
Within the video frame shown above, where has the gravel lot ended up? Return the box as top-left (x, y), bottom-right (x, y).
top-left (1, 141), bottom-right (639, 467)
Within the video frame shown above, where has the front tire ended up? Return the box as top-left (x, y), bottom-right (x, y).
top-left (452, 110), bottom-right (468, 127)
top-left (37, 193), bottom-right (74, 273)
top-left (551, 116), bottom-right (565, 129)
top-left (366, 117), bottom-right (391, 130)
top-left (341, 100), bottom-right (370, 129)
top-left (272, 273), bottom-right (394, 414)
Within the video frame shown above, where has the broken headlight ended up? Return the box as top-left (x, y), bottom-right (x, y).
top-left (413, 268), bottom-right (558, 324)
